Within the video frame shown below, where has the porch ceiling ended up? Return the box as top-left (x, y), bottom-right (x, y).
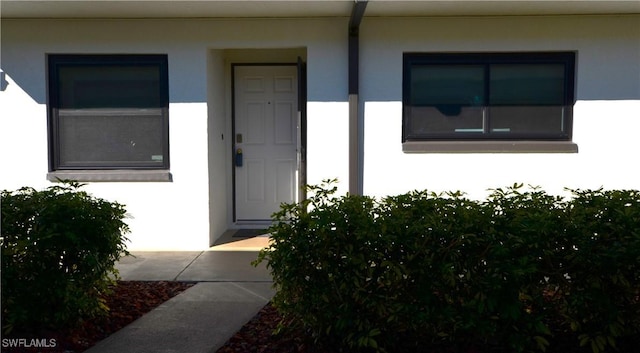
top-left (2, 0), bottom-right (639, 19)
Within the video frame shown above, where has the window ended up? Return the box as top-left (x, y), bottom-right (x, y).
top-left (403, 52), bottom-right (576, 145)
top-left (48, 54), bottom-right (169, 171)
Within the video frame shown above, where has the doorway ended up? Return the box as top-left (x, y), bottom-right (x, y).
top-left (232, 64), bottom-right (306, 223)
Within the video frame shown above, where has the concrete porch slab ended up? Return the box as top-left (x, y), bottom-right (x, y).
top-left (116, 251), bottom-right (203, 281)
top-left (176, 251), bottom-right (271, 282)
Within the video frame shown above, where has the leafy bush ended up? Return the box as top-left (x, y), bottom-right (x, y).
top-left (256, 181), bottom-right (640, 353)
top-left (1, 182), bottom-right (130, 333)
top-left (556, 188), bottom-right (640, 353)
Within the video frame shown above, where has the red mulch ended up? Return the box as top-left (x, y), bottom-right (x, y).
top-left (2, 281), bottom-right (194, 353)
top-left (215, 303), bottom-right (313, 353)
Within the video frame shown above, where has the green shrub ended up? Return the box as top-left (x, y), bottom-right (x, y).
top-left (1, 182), bottom-right (130, 333)
top-left (256, 181), bottom-right (640, 353)
top-left (555, 189), bottom-right (640, 353)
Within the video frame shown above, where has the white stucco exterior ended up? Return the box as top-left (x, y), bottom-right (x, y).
top-left (1, 9), bottom-right (639, 250)
top-left (360, 15), bottom-right (640, 199)
top-left (1, 18), bottom-right (350, 250)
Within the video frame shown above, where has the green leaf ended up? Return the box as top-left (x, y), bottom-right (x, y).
top-left (534, 336), bottom-right (549, 352)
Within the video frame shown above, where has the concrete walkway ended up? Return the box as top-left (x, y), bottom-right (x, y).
top-left (85, 233), bottom-right (274, 353)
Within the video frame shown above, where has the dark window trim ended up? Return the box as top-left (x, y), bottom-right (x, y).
top-left (402, 51), bottom-right (576, 143)
top-left (47, 54), bottom-right (170, 171)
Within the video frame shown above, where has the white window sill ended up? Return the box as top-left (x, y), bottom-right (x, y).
top-left (47, 170), bottom-right (173, 182)
top-left (402, 141), bottom-right (579, 153)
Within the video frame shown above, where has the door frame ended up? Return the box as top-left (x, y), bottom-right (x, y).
top-left (231, 62), bottom-right (307, 224)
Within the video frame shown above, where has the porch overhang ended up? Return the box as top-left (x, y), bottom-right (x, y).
top-left (2, 0), bottom-right (639, 19)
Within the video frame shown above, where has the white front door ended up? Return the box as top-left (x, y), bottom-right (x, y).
top-left (234, 65), bottom-right (299, 222)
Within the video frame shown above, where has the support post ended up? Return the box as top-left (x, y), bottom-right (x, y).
top-left (348, 0), bottom-right (367, 195)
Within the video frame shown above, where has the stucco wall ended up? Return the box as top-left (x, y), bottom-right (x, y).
top-left (1, 15), bottom-right (638, 250)
top-left (360, 15), bottom-right (640, 199)
top-left (0, 18), bottom-right (349, 250)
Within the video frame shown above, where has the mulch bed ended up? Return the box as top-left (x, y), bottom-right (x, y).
top-left (2, 281), bottom-right (194, 353)
top-left (215, 303), bottom-right (312, 353)
top-left (4, 282), bottom-right (640, 353)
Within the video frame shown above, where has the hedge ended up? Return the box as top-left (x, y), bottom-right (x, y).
top-left (256, 181), bottom-right (640, 353)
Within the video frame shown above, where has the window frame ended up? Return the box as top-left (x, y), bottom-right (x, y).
top-left (402, 52), bottom-right (576, 143)
top-left (47, 54), bottom-right (170, 171)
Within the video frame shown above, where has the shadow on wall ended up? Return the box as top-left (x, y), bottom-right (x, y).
top-left (0, 17), bottom-right (349, 105)
top-left (2, 15), bottom-right (640, 105)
